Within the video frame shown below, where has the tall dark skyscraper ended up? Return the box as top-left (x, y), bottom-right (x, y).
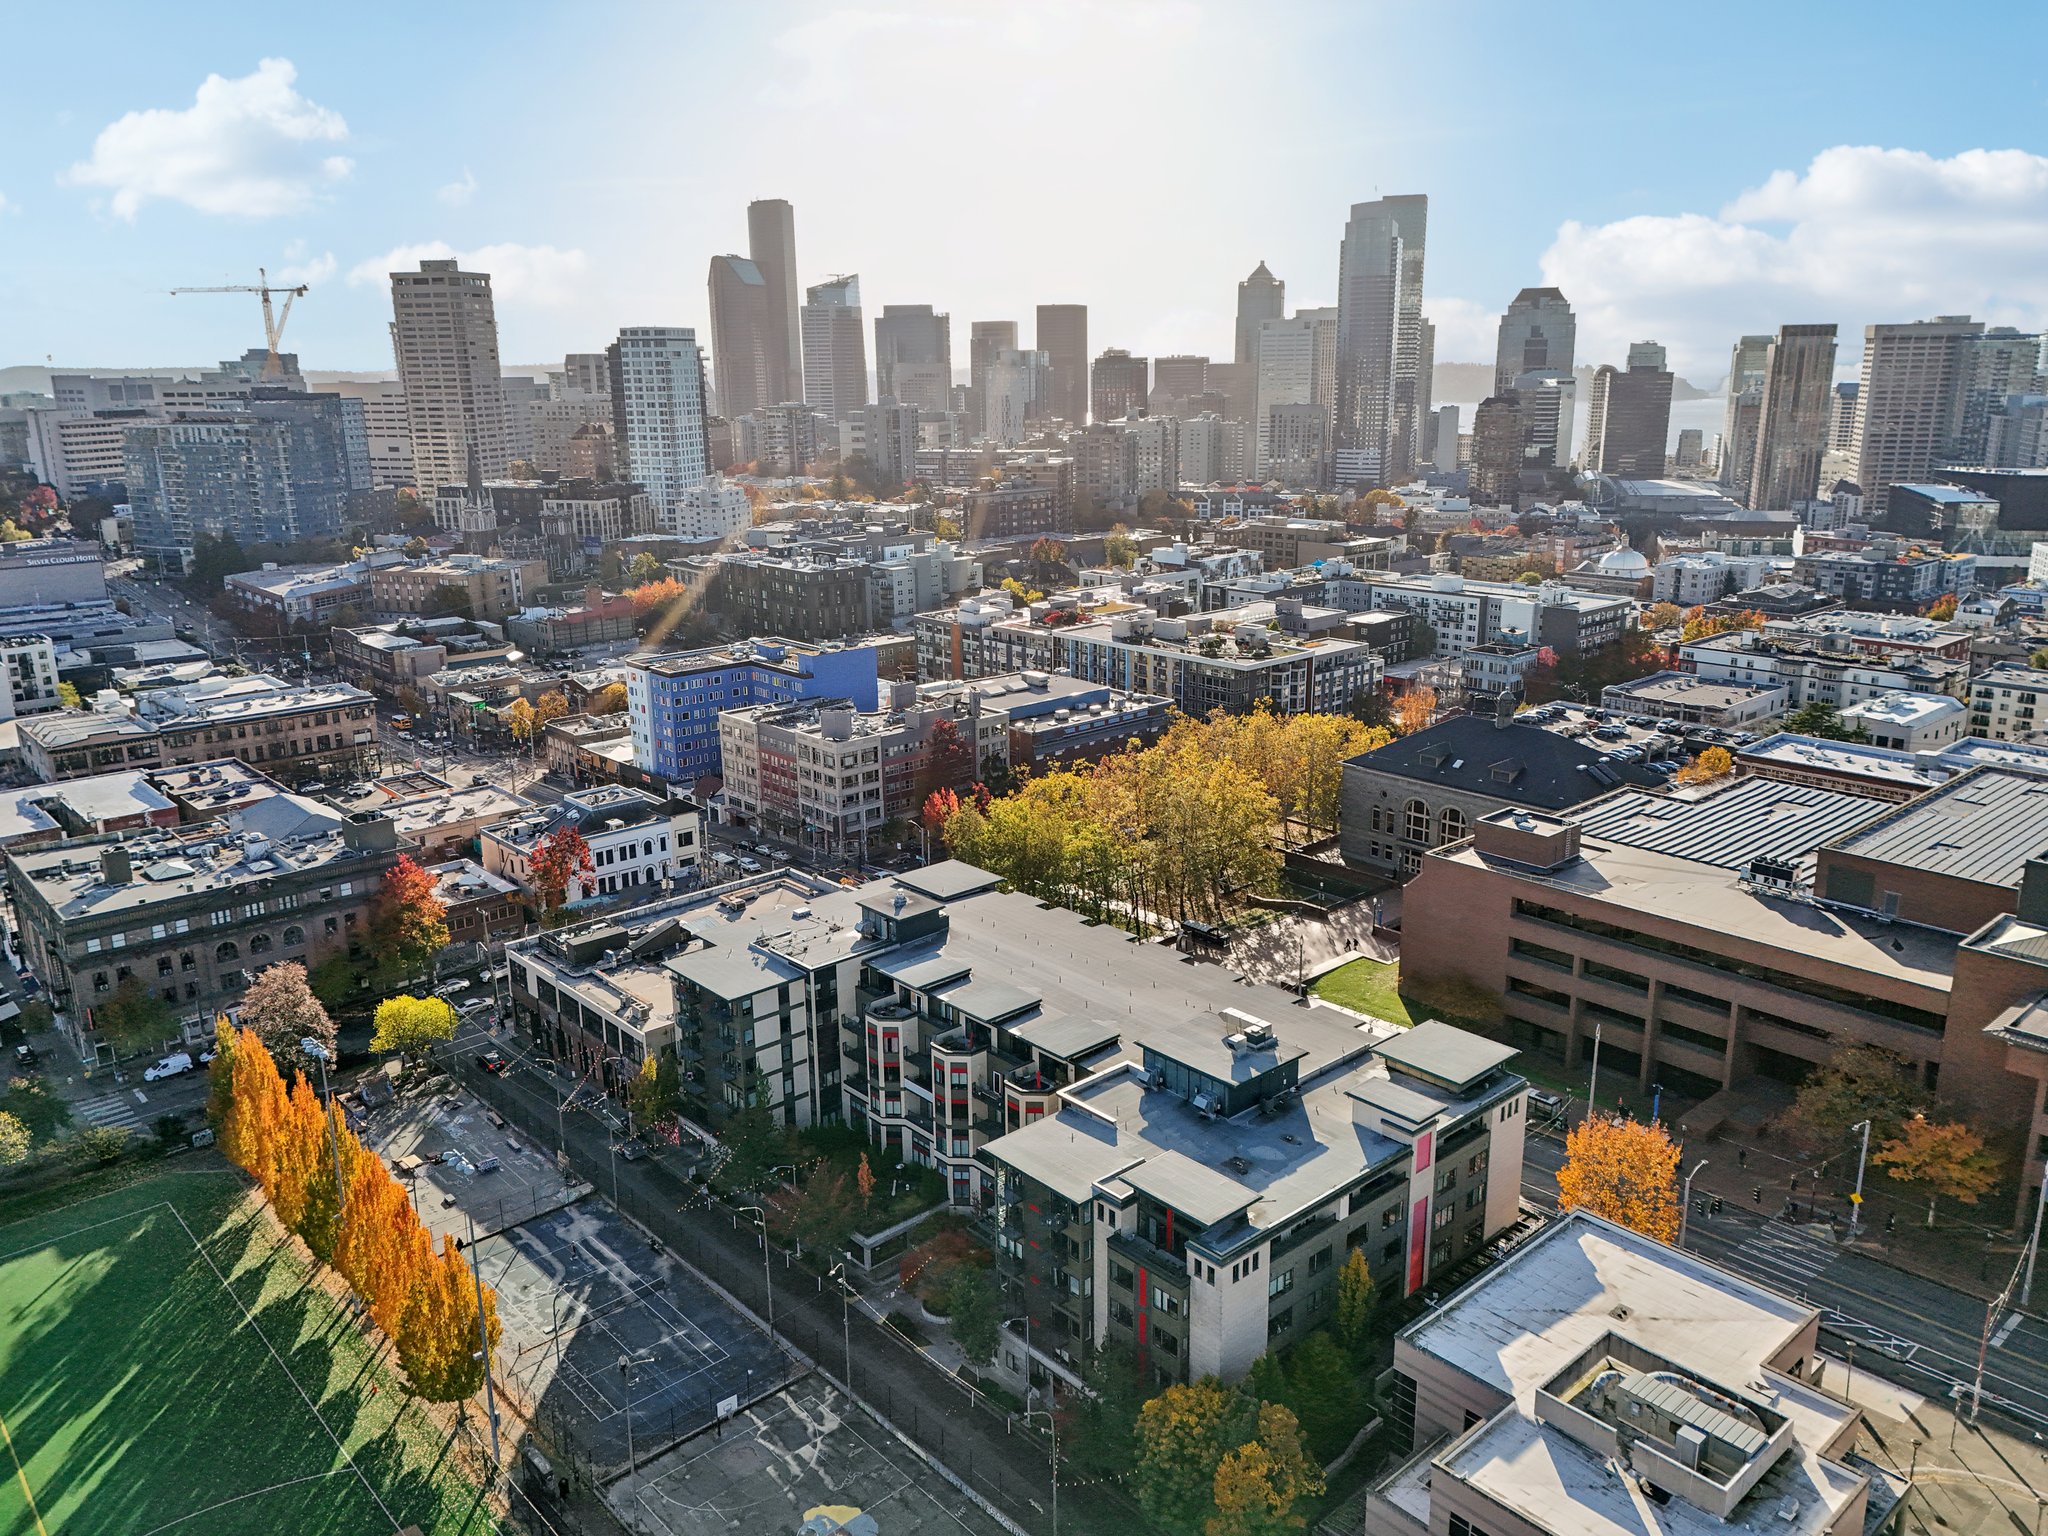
top-left (1493, 288), bottom-right (1575, 395)
top-left (1036, 304), bottom-right (1089, 425)
top-left (707, 254), bottom-right (774, 419)
top-left (874, 304), bottom-right (952, 413)
top-left (1585, 342), bottom-right (1674, 478)
top-left (746, 198), bottom-right (803, 404)
top-left (1091, 349), bottom-right (1149, 424)
top-left (1335, 194), bottom-right (1427, 486)
top-left (1749, 324), bottom-right (1838, 509)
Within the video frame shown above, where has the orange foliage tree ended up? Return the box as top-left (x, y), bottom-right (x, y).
top-left (1674, 746), bottom-right (1735, 785)
top-left (1393, 688), bottom-right (1438, 737)
top-left (371, 852), bottom-right (450, 987)
top-left (531, 824), bottom-right (595, 914)
top-left (1875, 1113), bottom-right (2000, 1226)
top-left (1555, 1113), bottom-right (1681, 1243)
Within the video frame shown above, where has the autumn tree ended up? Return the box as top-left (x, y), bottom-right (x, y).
top-left (0, 1111), bottom-right (30, 1166)
top-left (626, 1051), bottom-right (679, 1127)
top-left (397, 1233), bottom-right (502, 1404)
top-left (504, 697), bottom-right (536, 743)
top-left (370, 853), bottom-right (449, 986)
top-left (1556, 1113), bottom-right (1681, 1243)
top-left (335, 1155), bottom-right (431, 1336)
top-left (534, 690), bottom-right (569, 730)
top-left (1332, 1246), bottom-right (1376, 1357)
top-left (1875, 1113), bottom-right (2000, 1226)
top-left (1780, 1043), bottom-right (1920, 1154)
top-left (371, 994), bottom-right (458, 1063)
top-left (856, 1151), bottom-right (876, 1207)
top-left (1675, 746), bottom-right (1735, 785)
top-left (1207, 1402), bottom-right (1323, 1536)
top-left (588, 681), bottom-right (628, 715)
top-left (1392, 688), bottom-right (1438, 737)
top-left (237, 962), bottom-right (335, 1070)
top-left (1133, 1378), bottom-right (1254, 1533)
top-left (530, 823), bottom-right (595, 913)
top-left (1926, 593), bottom-right (1958, 621)
top-left (917, 716), bottom-right (976, 802)
top-left (1644, 602), bottom-right (1683, 631)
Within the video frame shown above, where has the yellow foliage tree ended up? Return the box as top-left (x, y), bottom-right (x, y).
top-left (1556, 1113), bottom-right (1681, 1243)
top-left (1208, 1402), bottom-right (1324, 1536)
top-left (1133, 1377), bottom-right (1249, 1532)
top-left (1393, 688), bottom-right (1438, 737)
top-left (1674, 746), bottom-right (1735, 785)
top-left (504, 697), bottom-right (536, 742)
top-left (396, 1233), bottom-right (504, 1403)
top-left (1875, 1113), bottom-right (2000, 1226)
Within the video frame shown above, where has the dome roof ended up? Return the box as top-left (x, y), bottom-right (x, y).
top-left (1598, 546), bottom-right (1650, 574)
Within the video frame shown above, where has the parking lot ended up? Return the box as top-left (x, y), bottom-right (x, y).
top-left (609, 1378), bottom-right (1012, 1536)
top-left (355, 1077), bottom-right (589, 1242)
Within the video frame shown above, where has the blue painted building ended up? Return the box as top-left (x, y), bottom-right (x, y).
top-left (626, 638), bottom-right (884, 786)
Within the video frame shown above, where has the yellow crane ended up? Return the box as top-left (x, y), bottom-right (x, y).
top-left (168, 267), bottom-right (309, 384)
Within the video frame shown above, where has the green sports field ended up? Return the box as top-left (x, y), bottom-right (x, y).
top-left (0, 1163), bottom-right (497, 1536)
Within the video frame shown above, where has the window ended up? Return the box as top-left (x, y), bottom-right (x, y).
top-left (282, 926), bottom-right (305, 947)
top-left (1436, 807), bottom-right (1467, 846)
top-left (1403, 799), bottom-right (1429, 844)
top-left (215, 941), bottom-right (239, 963)
top-left (1267, 1308), bottom-right (1294, 1340)
top-left (1268, 1268), bottom-right (1294, 1298)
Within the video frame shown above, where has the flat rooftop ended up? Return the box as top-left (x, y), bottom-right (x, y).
top-left (1567, 778), bottom-right (1888, 875)
top-left (1823, 764), bottom-right (2048, 888)
top-left (1602, 672), bottom-right (1784, 707)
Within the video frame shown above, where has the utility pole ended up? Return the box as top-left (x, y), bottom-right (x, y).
top-left (466, 1214), bottom-right (502, 1474)
top-left (830, 1261), bottom-right (854, 1386)
top-left (1849, 1119), bottom-right (1872, 1234)
top-left (741, 1206), bottom-right (774, 1335)
top-left (1586, 1014), bottom-right (1604, 1115)
top-left (1021, 1403), bottom-right (1060, 1536)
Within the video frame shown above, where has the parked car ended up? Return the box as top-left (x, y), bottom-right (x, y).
top-left (477, 1048), bottom-right (508, 1074)
top-left (616, 1140), bottom-right (648, 1162)
top-left (435, 978), bottom-right (473, 997)
top-left (736, 856), bottom-right (763, 874)
top-left (12, 1043), bottom-right (36, 1071)
top-left (457, 997), bottom-right (494, 1020)
top-left (143, 1052), bottom-right (195, 1082)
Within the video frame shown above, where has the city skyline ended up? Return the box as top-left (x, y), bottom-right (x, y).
top-left (9, 3), bottom-right (2048, 385)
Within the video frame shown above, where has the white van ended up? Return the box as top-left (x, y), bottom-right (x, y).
top-left (144, 1052), bottom-right (195, 1082)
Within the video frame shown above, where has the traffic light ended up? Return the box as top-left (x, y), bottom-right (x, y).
top-left (1710, 1196), bottom-right (1723, 1215)
top-left (1752, 1186), bottom-right (1762, 1204)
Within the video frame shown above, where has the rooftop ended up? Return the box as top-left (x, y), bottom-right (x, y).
top-left (1601, 672), bottom-right (1784, 708)
top-left (1823, 765), bottom-right (2048, 889)
top-left (1566, 779), bottom-right (1888, 875)
top-left (1345, 715), bottom-right (1662, 809)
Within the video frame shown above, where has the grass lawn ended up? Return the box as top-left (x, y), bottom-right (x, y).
top-left (1310, 957), bottom-right (1422, 1028)
top-left (0, 1160), bottom-right (495, 1536)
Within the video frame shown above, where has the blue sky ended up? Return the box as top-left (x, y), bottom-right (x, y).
top-left (7, 1), bottom-right (2048, 385)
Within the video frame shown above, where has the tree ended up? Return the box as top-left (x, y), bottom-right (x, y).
top-left (1645, 602), bottom-right (1683, 632)
top-left (999, 575), bottom-right (1045, 604)
top-left (1408, 620), bottom-right (1438, 658)
top-left (1783, 702), bottom-right (1869, 742)
top-left (0, 1110), bottom-right (30, 1166)
top-left (1332, 1246), bottom-right (1375, 1357)
top-left (856, 1150), bottom-right (876, 1207)
top-left (370, 854), bottom-right (449, 986)
top-left (1207, 1402), bottom-right (1323, 1536)
top-left (1061, 1342), bottom-right (1145, 1482)
top-left (1133, 1378), bottom-right (1253, 1534)
top-left (589, 681), bottom-right (628, 715)
top-left (238, 962), bottom-right (336, 1071)
top-left (1875, 1113), bottom-right (2000, 1225)
top-left (534, 690), bottom-right (569, 730)
top-left (504, 697), bottom-right (536, 742)
top-left (1104, 524), bottom-right (1139, 568)
top-left (917, 716), bottom-right (976, 802)
top-left (626, 1051), bottom-right (679, 1127)
top-left (393, 487), bottom-right (429, 529)
top-left (1674, 746), bottom-right (1735, 785)
top-left (307, 952), bottom-right (364, 1012)
top-left (56, 681), bottom-right (82, 710)
top-left (1393, 688), bottom-right (1437, 737)
top-left (335, 1153), bottom-right (431, 1336)
top-left (531, 824), bottom-right (595, 913)
top-left (933, 512), bottom-right (962, 540)
top-left (1780, 1043), bottom-right (1921, 1154)
top-left (2030, 647), bottom-right (2048, 670)
top-left (1556, 1113), bottom-right (1681, 1243)
top-left (1926, 593), bottom-right (1958, 621)
top-left (402, 536), bottom-right (431, 559)
top-left (189, 531), bottom-right (248, 592)
top-left (770, 1166), bottom-right (859, 1255)
top-left (371, 994), bottom-right (458, 1063)
top-left (1028, 536), bottom-right (1068, 577)
top-left (946, 1262), bottom-right (1000, 1362)
top-left (92, 976), bottom-right (174, 1056)
top-left (67, 1124), bottom-right (132, 1166)
top-left (397, 1232), bottom-right (502, 1403)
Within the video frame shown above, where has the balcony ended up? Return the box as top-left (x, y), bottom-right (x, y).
top-left (1109, 1226), bottom-right (1187, 1282)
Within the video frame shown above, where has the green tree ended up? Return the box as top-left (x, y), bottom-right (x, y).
top-left (307, 953), bottom-right (364, 1012)
top-left (1133, 1378), bottom-right (1253, 1533)
top-left (66, 1124), bottom-right (133, 1167)
top-left (2031, 646), bottom-right (2048, 670)
top-left (1333, 1246), bottom-right (1376, 1357)
top-left (626, 1051), bottom-right (679, 1126)
top-left (712, 1085), bottom-right (791, 1193)
top-left (1061, 1342), bottom-right (1145, 1481)
top-left (188, 531), bottom-right (248, 592)
top-left (1104, 523), bottom-right (1138, 568)
top-left (1784, 701), bottom-right (1870, 742)
top-left (1284, 1330), bottom-right (1363, 1460)
top-left (371, 994), bottom-right (458, 1063)
top-left (627, 551), bottom-right (666, 587)
top-left (1781, 1043), bottom-right (1921, 1155)
top-left (422, 585), bottom-right (474, 620)
top-left (93, 976), bottom-right (175, 1056)
top-left (946, 1263), bottom-right (1000, 1363)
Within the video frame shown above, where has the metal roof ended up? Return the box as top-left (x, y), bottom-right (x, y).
top-left (1569, 779), bottom-right (1889, 873)
top-left (1824, 765), bottom-right (2048, 888)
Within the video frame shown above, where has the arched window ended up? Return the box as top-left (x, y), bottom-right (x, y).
top-left (215, 940), bottom-right (239, 963)
top-left (643, 839), bottom-right (654, 857)
top-left (248, 932), bottom-right (273, 955)
top-left (282, 925), bottom-right (305, 947)
top-left (1437, 807), bottom-right (1468, 846)
top-left (1403, 799), bottom-right (1429, 844)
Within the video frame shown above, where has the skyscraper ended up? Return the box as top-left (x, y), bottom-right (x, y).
top-left (707, 255), bottom-right (775, 419)
top-left (1748, 324), bottom-right (1838, 509)
top-left (874, 304), bottom-right (952, 413)
top-left (969, 321), bottom-right (1018, 429)
top-left (1335, 194), bottom-right (1427, 486)
top-left (1511, 370), bottom-right (1574, 472)
top-left (1493, 288), bottom-right (1575, 395)
top-left (800, 277), bottom-right (868, 425)
top-left (1254, 317), bottom-right (1325, 481)
top-left (1584, 342), bottom-right (1674, 478)
top-left (1720, 335), bottom-right (1774, 505)
top-left (984, 349), bottom-right (1048, 444)
top-left (1828, 382), bottom-right (1861, 455)
top-left (1151, 355), bottom-right (1209, 414)
top-left (1956, 328), bottom-right (2045, 466)
top-left (608, 327), bottom-right (709, 531)
top-left (1235, 262), bottom-right (1285, 366)
top-left (1856, 316), bottom-right (1984, 515)
top-left (1470, 394), bottom-right (1524, 508)
top-left (388, 259), bottom-right (510, 494)
top-left (747, 198), bottom-right (803, 405)
top-left (1091, 349), bottom-right (1150, 424)
top-left (1036, 304), bottom-right (1089, 425)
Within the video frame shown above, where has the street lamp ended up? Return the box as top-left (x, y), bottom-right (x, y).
top-left (829, 1261), bottom-right (855, 1387)
top-left (619, 1350), bottom-right (655, 1473)
top-left (300, 1038), bottom-right (346, 1224)
top-left (1678, 1159), bottom-right (1709, 1247)
top-left (1849, 1119), bottom-right (1872, 1233)
top-left (740, 1206), bottom-right (774, 1336)
top-left (1586, 1013), bottom-right (1605, 1115)
top-left (1020, 1403), bottom-right (1060, 1536)
top-left (467, 1214), bottom-right (503, 1476)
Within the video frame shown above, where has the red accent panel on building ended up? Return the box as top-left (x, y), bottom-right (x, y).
top-left (1406, 1197), bottom-right (1429, 1294)
top-left (1414, 1129), bottom-right (1434, 1172)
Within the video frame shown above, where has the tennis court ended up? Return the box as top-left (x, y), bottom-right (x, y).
top-left (0, 1167), bottom-right (493, 1536)
top-left (480, 1200), bottom-right (799, 1479)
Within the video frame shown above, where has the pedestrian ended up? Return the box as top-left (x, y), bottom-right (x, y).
top-left (1738, 1147), bottom-right (1747, 1169)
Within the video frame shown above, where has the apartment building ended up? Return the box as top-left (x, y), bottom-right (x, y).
top-left (1968, 664), bottom-right (2048, 742)
top-left (223, 560), bottom-right (375, 630)
top-left (961, 482), bottom-right (1065, 541)
top-left (370, 554), bottom-right (549, 623)
top-left (1762, 611), bottom-right (1972, 665)
top-left (481, 785), bottom-right (701, 909)
top-left (0, 636), bottom-right (62, 718)
top-left (1680, 631), bottom-right (1966, 710)
top-left (1370, 1210), bottom-right (1901, 1536)
top-left (331, 618), bottom-right (515, 696)
top-left (713, 553), bottom-right (875, 643)
top-left (1333, 572), bottom-right (1631, 658)
top-left (20, 678), bottom-right (377, 784)
top-left (625, 637), bottom-right (889, 785)
top-left (1790, 544), bottom-right (1973, 610)
top-left (8, 798), bottom-right (400, 1063)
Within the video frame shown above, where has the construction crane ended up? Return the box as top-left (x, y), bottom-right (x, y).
top-left (168, 267), bottom-right (309, 384)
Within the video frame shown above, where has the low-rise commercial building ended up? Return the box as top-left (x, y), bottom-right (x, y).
top-left (20, 678), bottom-right (377, 784)
top-left (1840, 690), bottom-right (1966, 751)
top-left (331, 618), bottom-right (516, 695)
top-left (481, 784), bottom-right (700, 909)
top-left (426, 858), bottom-right (524, 948)
top-left (1600, 671), bottom-right (1788, 727)
top-left (370, 554), bottom-right (549, 623)
top-left (223, 560), bottom-right (376, 631)
top-left (1681, 632), bottom-right (1967, 711)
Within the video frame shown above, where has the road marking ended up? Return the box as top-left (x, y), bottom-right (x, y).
top-left (69, 1090), bottom-right (143, 1131)
top-left (0, 1406), bottom-right (49, 1536)
top-left (1994, 1310), bottom-right (2024, 1349)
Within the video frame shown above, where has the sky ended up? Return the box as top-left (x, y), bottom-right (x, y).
top-left (7, 1), bottom-right (2048, 390)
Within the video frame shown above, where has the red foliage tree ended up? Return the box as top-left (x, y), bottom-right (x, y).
top-left (531, 824), bottom-right (595, 913)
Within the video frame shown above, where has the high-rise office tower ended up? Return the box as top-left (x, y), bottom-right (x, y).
top-left (1493, 288), bottom-right (1575, 394)
top-left (1748, 324), bottom-right (1838, 509)
top-left (1432, 405), bottom-right (1460, 472)
top-left (388, 259), bottom-right (511, 494)
top-left (1674, 429), bottom-right (1704, 470)
top-left (1855, 316), bottom-right (1985, 515)
top-left (1335, 194), bottom-right (1427, 486)
top-left (1235, 261), bottom-right (1286, 366)
top-left (1470, 394), bottom-right (1524, 507)
top-left (1828, 382), bottom-right (1861, 455)
top-left (874, 304), bottom-right (952, 413)
top-left (1091, 349), bottom-right (1150, 424)
top-left (969, 321), bottom-right (1018, 429)
top-left (560, 353), bottom-right (611, 398)
top-left (1036, 305), bottom-right (1088, 425)
top-left (1956, 328), bottom-right (2045, 466)
top-left (708, 255), bottom-right (775, 419)
top-left (1720, 335), bottom-right (1774, 505)
top-left (747, 198), bottom-right (803, 404)
top-left (984, 349), bottom-right (1048, 444)
top-left (607, 327), bottom-right (709, 530)
top-left (1416, 315), bottom-right (1437, 462)
top-left (1151, 355), bottom-right (1209, 413)
top-left (800, 276), bottom-right (868, 424)
top-left (1254, 317), bottom-right (1325, 480)
top-left (1511, 370), bottom-right (1575, 472)
top-left (1584, 342), bottom-right (1674, 478)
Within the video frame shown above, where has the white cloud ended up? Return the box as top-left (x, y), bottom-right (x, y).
top-left (1539, 145), bottom-right (2048, 383)
top-left (1421, 296), bottom-right (1500, 370)
top-left (437, 168), bottom-right (478, 208)
top-left (64, 58), bottom-right (351, 220)
top-left (348, 242), bottom-right (590, 307)
top-left (276, 251), bottom-right (337, 286)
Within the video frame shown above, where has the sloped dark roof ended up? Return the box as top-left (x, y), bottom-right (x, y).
top-left (1343, 714), bottom-right (1660, 811)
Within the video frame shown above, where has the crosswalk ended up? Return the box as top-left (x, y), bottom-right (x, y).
top-left (1726, 1218), bottom-right (1838, 1293)
top-left (70, 1089), bottom-right (145, 1132)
